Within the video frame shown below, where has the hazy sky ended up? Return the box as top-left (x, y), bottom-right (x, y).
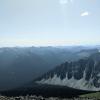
top-left (0, 0), bottom-right (100, 47)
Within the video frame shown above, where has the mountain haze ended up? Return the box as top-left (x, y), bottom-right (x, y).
top-left (0, 46), bottom-right (99, 90)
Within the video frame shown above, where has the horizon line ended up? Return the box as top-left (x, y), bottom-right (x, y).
top-left (0, 44), bottom-right (100, 48)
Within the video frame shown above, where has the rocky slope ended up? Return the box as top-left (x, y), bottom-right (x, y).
top-left (36, 53), bottom-right (100, 91)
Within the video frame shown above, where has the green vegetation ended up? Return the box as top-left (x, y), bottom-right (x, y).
top-left (80, 92), bottom-right (100, 99)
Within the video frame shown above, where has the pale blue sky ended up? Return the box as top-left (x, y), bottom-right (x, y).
top-left (0, 0), bottom-right (100, 47)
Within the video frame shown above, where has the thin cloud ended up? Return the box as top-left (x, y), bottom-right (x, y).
top-left (59, 0), bottom-right (73, 5)
top-left (70, 0), bottom-right (74, 3)
top-left (59, 0), bottom-right (68, 5)
top-left (81, 11), bottom-right (89, 17)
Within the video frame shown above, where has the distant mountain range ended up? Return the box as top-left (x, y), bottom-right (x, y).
top-left (0, 46), bottom-right (99, 90)
top-left (2, 51), bottom-right (100, 97)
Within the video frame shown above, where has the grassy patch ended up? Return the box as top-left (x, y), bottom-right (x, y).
top-left (80, 92), bottom-right (100, 99)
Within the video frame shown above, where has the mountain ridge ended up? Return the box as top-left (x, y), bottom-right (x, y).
top-left (35, 52), bottom-right (100, 91)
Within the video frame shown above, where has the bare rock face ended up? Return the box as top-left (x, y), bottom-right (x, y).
top-left (36, 53), bottom-right (100, 91)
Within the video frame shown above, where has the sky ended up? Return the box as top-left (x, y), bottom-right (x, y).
top-left (0, 0), bottom-right (100, 47)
